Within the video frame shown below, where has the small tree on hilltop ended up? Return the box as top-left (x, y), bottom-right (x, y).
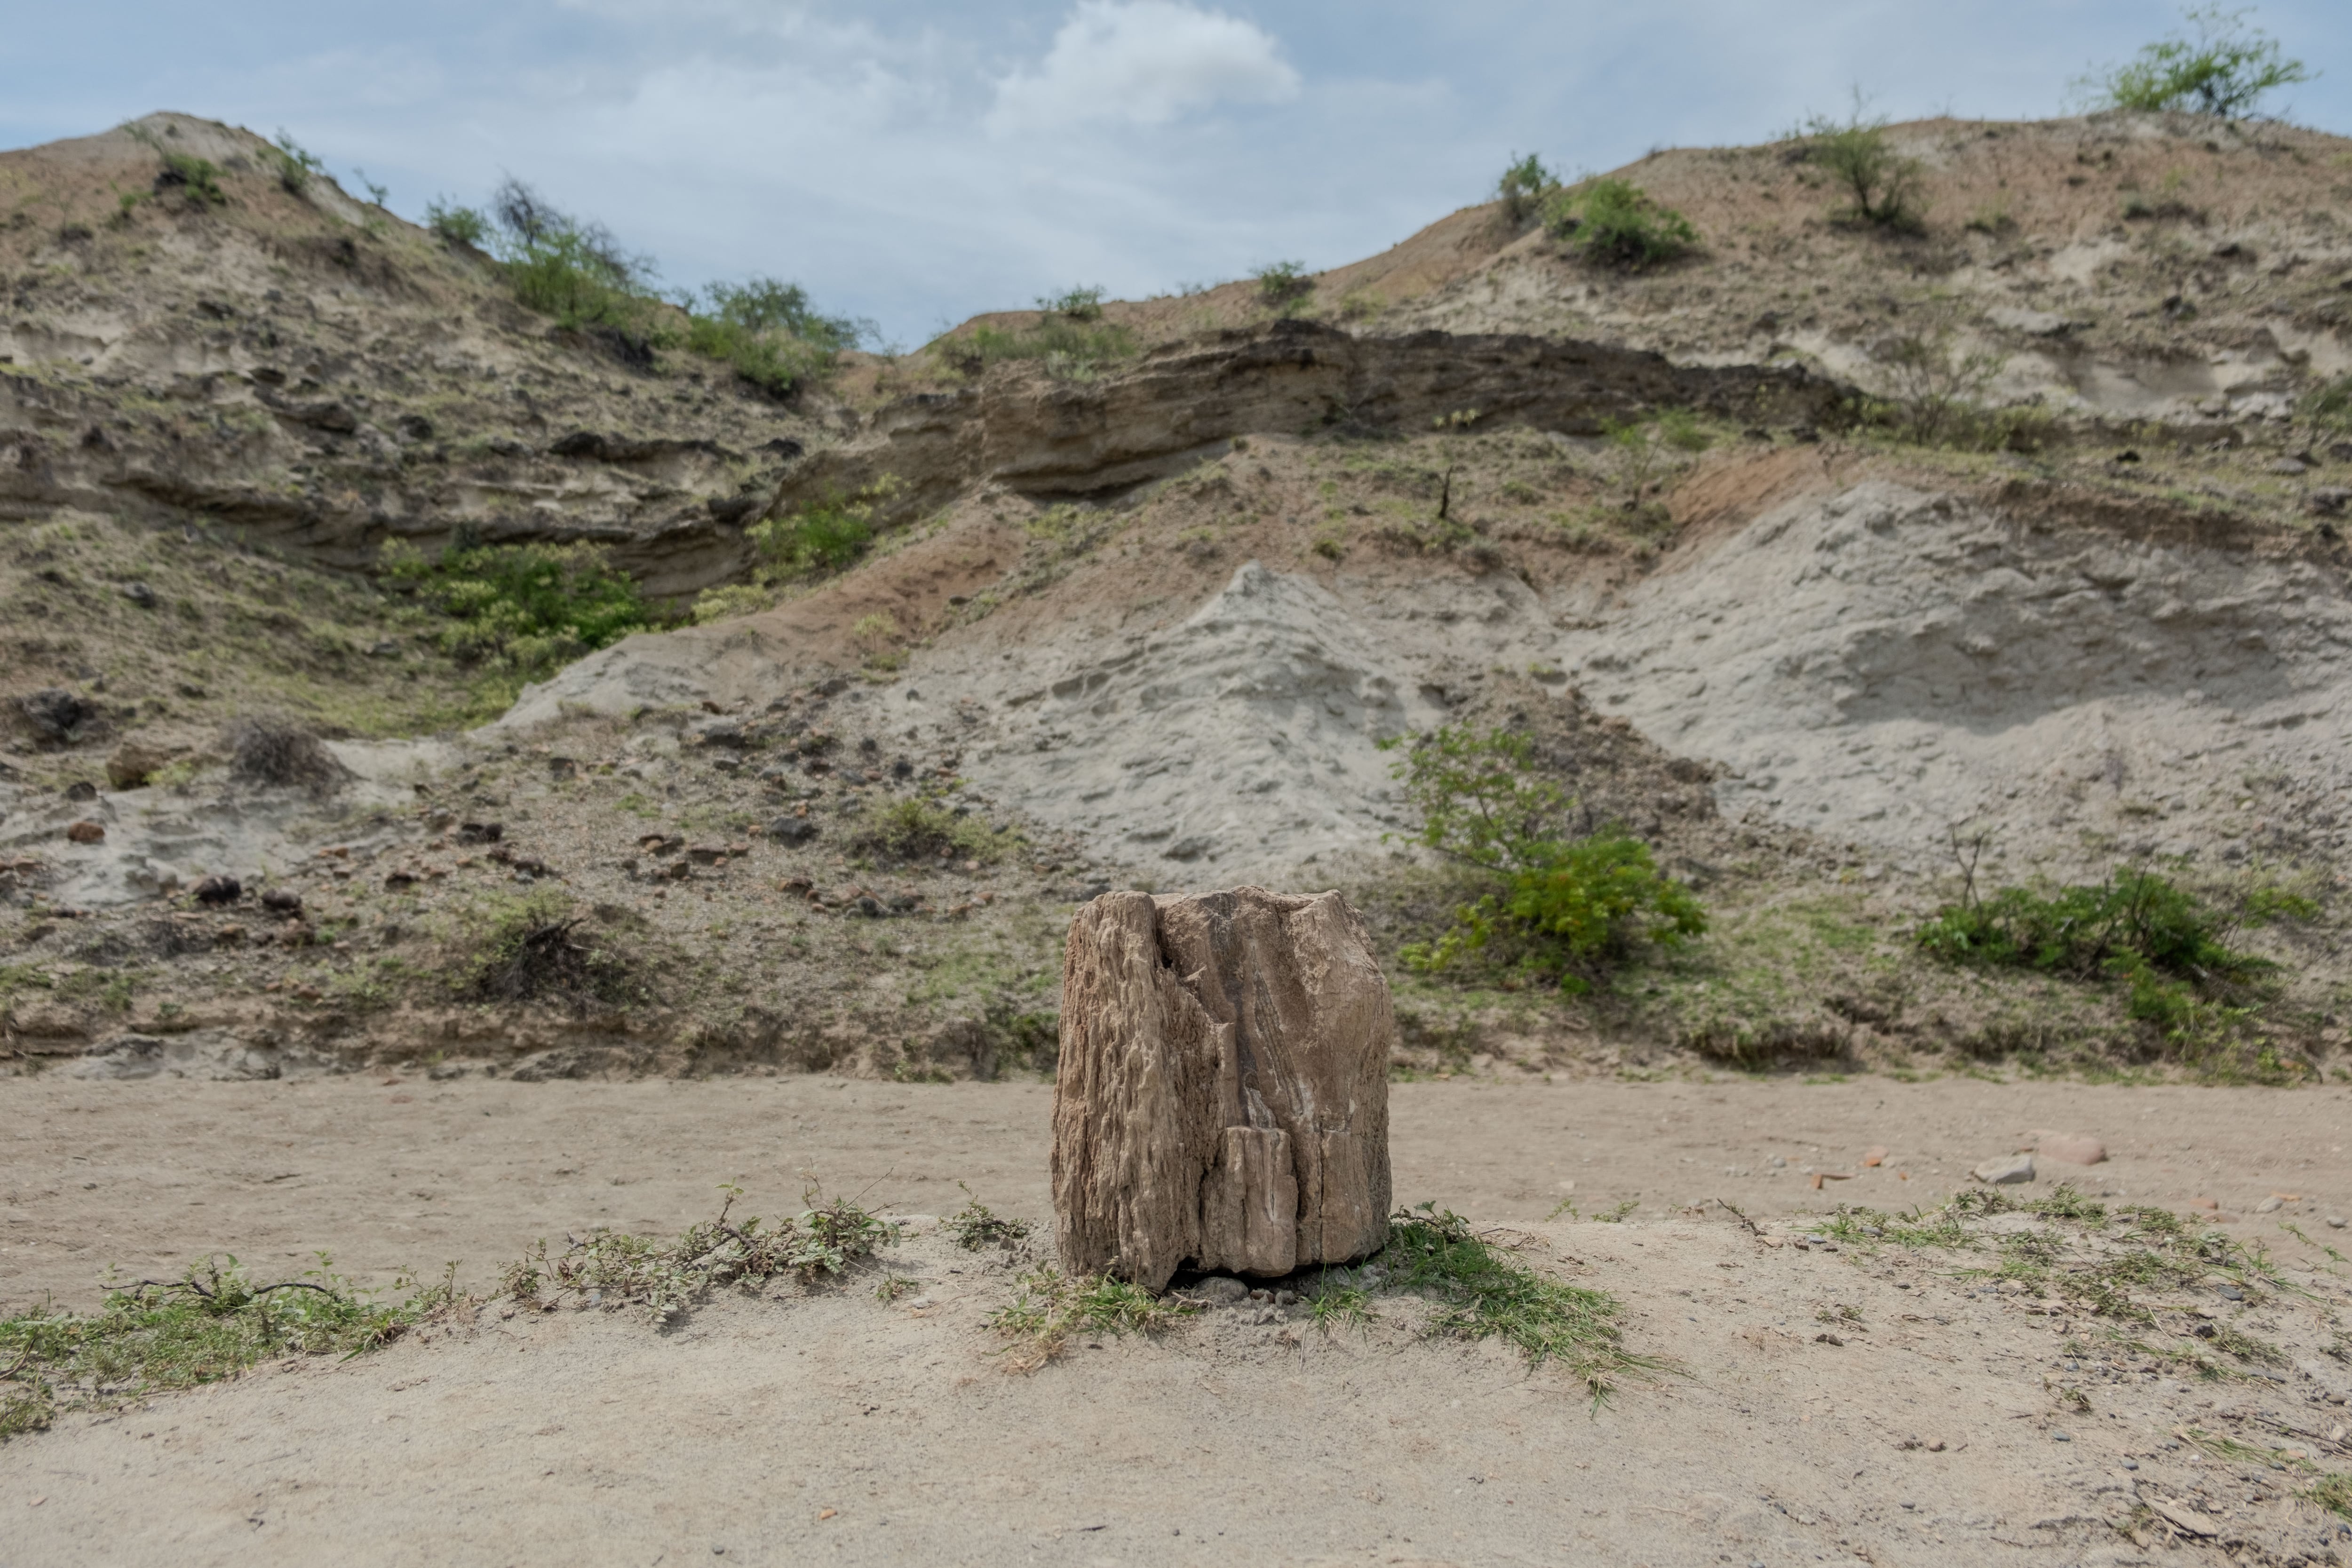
top-left (1795, 99), bottom-right (1926, 233)
top-left (2078, 5), bottom-right (2313, 119)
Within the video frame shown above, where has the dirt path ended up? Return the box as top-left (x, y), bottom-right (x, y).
top-left (3, 1077), bottom-right (2351, 1567)
top-left (4, 1076), bottom-right (2350, 1309)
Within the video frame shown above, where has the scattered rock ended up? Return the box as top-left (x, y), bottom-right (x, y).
top-left (1971, 1153), bottom-right (2035, 1186)
top-left (260, 888), bottom-right (304, 916)
top-left (191, 875), bottom-right (242, 906)
top-left (63, 780), bottom-right (97, 802)
top-left (119, 581), bottom-right (157, 608)
top-left (65, 820), bottom-right (106, 844)
top-left (768, 817), bottom-right (818, 844)
top-left (2255, 1195), bottom-right (2283, 1214)
top-left (1191, 1276), bottom-right (1250, 1306)
top-left (1861, 1146), bottom-right (1888, 1167)
top-left (2031, 1132), bottom-right (2107, 1166)
top-left (2328, 1215), bottom-right (2346, 1229)
top-left (2189, 1196), bottom-right (2219, 1210)
top-left (457, 821), bottom-right (505, 845)
top-left (1054, 886), bottom-right (1393, 1289)
top-left (2146, 1498), bottom-right (2217, 1538)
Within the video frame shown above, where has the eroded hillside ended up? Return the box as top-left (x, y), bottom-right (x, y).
top-left (3, 110), bottom-right (2349, 1087)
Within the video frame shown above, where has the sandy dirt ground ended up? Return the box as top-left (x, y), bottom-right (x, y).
top-left (3, 1077), bottom-right (2352, 1567)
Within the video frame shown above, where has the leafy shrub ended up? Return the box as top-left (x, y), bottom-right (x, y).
top-left (686, 278), bottom-right (870, 397)
top-left (380, 537), bottom-right (655, 678)
top-left (2079, 5), bottom-right (2312, 118)
top-left (1546, 179), bottom-right (1697, 267)
top-left (745, 476), bottom-right (902, 581)
top-left (1255, 260), bottom-right (1316, 313)
top-left (1916, 867), bottom-right (2316, 1068)
top-left (1384, 724), bottom-right (1705, 991)
top-left (1795, 106), bottom-right (1925, 231)
top-left (1035, 285), bottom-right (1105, 320)
top-left (1496, 152), bottom-right (1555, 227)
top-left (424, 198), bottom-right (489, 247)
top-left (155, 151), bottom-right (227, 208)
top-left (270, 131), bottom-right (327, 197)
top-left (943, 1184), bottom-right (1033, 1249)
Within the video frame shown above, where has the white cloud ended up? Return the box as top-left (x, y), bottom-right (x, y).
top-left (987, 0), bottom-right (1300, 134)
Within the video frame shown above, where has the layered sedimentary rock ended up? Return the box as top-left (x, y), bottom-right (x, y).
top-left (1052, 885), bottom-right (1392, 1289)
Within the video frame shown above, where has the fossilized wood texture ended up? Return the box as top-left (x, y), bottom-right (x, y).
top-left (1052, 885), bottom-right (1392, 1289)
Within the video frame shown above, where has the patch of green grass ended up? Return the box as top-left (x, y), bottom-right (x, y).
top-left (988, 1268), bottom-right (1197, 1369)
top-left (942, 1184), bottom-right (1032, 1250)
top-left (1303, 1274), bottom-right (1376, 1335)
top-left (1380, 1204), bottom-right (1661, 1405)
top-left (2309, 1472), bottom-right (2352, 1523)
top-left (0, 1255), bottom-right (442, 1440)
top-left (502, 1185), bottom-right (898, 1324)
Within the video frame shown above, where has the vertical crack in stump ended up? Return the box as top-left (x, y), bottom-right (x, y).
top-left (1052, 885), bottom-right (1392, 1289)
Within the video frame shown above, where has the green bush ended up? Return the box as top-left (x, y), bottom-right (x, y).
top-left (1916, 867), bottom-right (2316, 1068)
top-left (745, 477), bottom-right (902, 581)
top-left (1795, 106), bottom-right (1924, 231)
top-left (446, 889), bottom-right (647, 1011)
top-left (2303, 373), bottom-right (2352, 430)
top-left (380, 538), bottom-right (655, 677)
top-left (2079, 5), bottom-right (2312, 118)
top-left (156, 151), bottom-right (227, 208)
top-left (1546, 179), bottom-right (1697, 267)
top-left (424, 198), bottom-right (489, 247)
top-left (1035, 285), bottom-right (1105, 320)
top-left (850, 795), bottom-right (1017, 865)
top-left (1255, 260), bottom-right (1316, 313)
top-left (686, 278), bottom-right (869, 396)
top-left (1384, 724), bottom-right (1705, 991)
top-left (270, 131), bottom-right (327, 197)
top-left (1496, 152), bottom-right (1555, 227)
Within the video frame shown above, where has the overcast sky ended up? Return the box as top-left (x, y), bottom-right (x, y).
top-left (5, 1), bottom-right (2345, 345)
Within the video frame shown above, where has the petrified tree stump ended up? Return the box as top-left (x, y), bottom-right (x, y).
top-left (1052, 886), bottom-right (1393, 1290)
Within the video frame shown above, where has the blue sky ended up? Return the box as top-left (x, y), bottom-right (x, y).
top-left (5, 1), bottom-right (2344, 345)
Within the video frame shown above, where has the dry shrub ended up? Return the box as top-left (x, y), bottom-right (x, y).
top-left (223, 717), bottom-right (352, 794)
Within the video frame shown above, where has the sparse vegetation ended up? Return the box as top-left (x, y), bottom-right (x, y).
top-left (502, 1185), bottom-right (898, 1324)
top-left (1380, 1204), bottom-right (1658, 1405)
top-left (1916, 863), bottom-right (2317, 1077)
top-left (737, 476), bottom-right (904, 590)
top-left (447, 890), bottom-right (649, 1012)
top-left (850, 795), bottom-right (1018, 866)
top-left (269, 131), bottom-right (327, 197)
top-left (955, 300), bottom-right (1135, 380)
top-left (2079, 5), bottom-right (2313, 119)
top-left (423, 197), bottom-right (489, 248)
top-left (943, 1184), bottom-right (1033, 1250)
top-left (1546, 178), bottom-right (1698, 267)
top-left (1254, 260), bottom-right (1316, 314)
top-left (1, 1255), bottom-right (443, 1441)
top-left (1795, 103), bottom-right (1925, 231)
top-left (988, 1267), bottom-right (1195, 1369)
top-left (223, 716), bottom-right (352, 794)
top-left (1875, 301), bottom-right (2008, 445)
top-left (685, 278), bottom-right (870, 398)
top-left (1384, 724), bottom-right (1705, 992)
top-left (1496, 152), bottom-right (1555, 228)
